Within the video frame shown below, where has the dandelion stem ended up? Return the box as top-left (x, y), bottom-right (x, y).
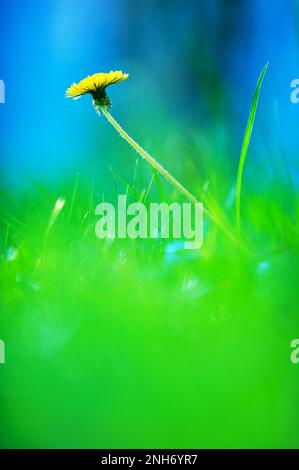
top-left (99, 103), bottom-right (197, 204)
top-left (94, 101), bottom-right (238, 246)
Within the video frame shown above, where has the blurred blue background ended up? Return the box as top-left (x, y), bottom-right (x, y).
top-left (0, 0), bottom-right (298, 190)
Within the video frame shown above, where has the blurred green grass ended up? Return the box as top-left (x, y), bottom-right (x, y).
top-left (0, 67), bottom-right (299, 447)
top-left (0, 159), bottom-right (298, 448)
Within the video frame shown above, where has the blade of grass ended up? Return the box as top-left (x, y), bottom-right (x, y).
top-left (142, 170), bottom-right (156, 204)
top-left (87, 181), bottom-right (94, 228)
top-left (236, 62), bottom-right (269, 233)
top-left (0, 206), bottom-right (31, 231)
top-left (132, 157), bottom-right (139, 198)
top-left (109, 167), bottom-right (137, 199)
top-left (68, 172), bottom-right (80, 222)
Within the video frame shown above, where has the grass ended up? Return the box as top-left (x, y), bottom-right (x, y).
top-left (236, 62), bottom-right (269, 233)
top-left (0, 67), bottom-right (298, 448)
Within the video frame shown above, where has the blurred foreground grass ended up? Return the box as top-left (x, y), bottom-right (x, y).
top-left (0, 164), bottom-right (298, 448)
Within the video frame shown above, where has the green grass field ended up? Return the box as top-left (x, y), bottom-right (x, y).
top-left (0, 68), bottom-right (298, 448)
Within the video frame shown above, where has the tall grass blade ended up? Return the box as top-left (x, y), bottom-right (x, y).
top-left (236, 62), bottom-right (269, 232)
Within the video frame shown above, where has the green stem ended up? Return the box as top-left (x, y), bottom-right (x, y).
top-left (94, 101), bottom-right (238, 246)
top-left (100, 104), bottom-right (197, 204)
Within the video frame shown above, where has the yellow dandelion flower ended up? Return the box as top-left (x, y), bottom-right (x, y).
top-left (67, 71), bottom-right (206, 229)
top-left (66, 70), bottom-right (128, 106)
top-left (66, 68), bottom-right (240, 244)
top-left (66, 68), bottom-right (198, 206)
